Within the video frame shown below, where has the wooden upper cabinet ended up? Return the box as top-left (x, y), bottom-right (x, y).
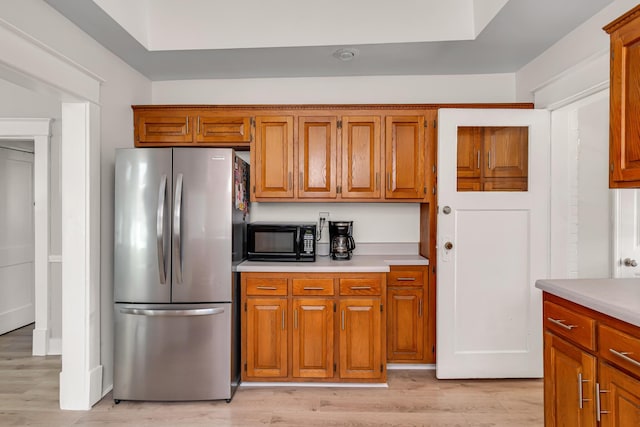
top-left (483, 127), bottom-right (528, 179)
top-left (385, 116), bottom-right (425, 199)
top-left (341, 116), bottom-right (381, 199)
top-left (298, 117), bottom-right (338, 199)
top-left (252, 116), bottom-right (294, 199)
top-left (605, 5), bottom-right (640, 188)
top-left (133, 107), bottom-right (253, 147)
top-left (195, 114), bottom-right (252, 144)
top-left (457, 127), bottom-right (481, 178)
top-left (134, 110), bottom-right (192, 145)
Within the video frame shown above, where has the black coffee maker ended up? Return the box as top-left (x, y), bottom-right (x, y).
top-left (329, 221), bottom-right (356, 260)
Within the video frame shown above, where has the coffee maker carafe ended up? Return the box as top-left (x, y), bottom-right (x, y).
top-left (329, 221), bottom-right (355, 260)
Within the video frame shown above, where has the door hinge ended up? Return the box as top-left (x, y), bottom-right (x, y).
top-left (337, 185), bottom-right (342, 194)
top-left (432, 186), bottom-right (436, 195)
top-left (380, 364), bottom-right (384, 373)
top-left (424, 120), bottom-right (428, 128)
top-left (250, 117), bottom-right (255, 126)
top-left (380, 303), bottom-right (383, 312)
top-left (253, 185), bottom-right (256, 193)
top-left (423, 186), bottom-right (427, 194)
top-left (337, 120), bottom-right (343, 129)
top-left (244, 363), bottom-right (247, 372)
top-left (244, 302), bottom-right (247, 311)
top-left (433, 120), bottom-right (437, 128)
top-left (333, 302), bottom-right (336, 312)
top-left (610, 163), bottom-right (614, 173)
top-left (432, 345), bottom-right (435, 354)
top-left (334, 363), bottom-right (337, 371)
top-left (432, 165), bottom-right (436, 174)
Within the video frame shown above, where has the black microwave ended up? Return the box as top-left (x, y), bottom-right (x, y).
top-left (247, 222), bottom-right (316, 262)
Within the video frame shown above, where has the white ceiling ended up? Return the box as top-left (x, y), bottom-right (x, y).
top-left (44, 0), bottom-right (614, 81)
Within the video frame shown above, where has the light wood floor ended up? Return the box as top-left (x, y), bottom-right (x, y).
top-left (1, 324), bottom-right (544, 426)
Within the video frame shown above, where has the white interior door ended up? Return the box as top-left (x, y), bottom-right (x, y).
top-left (0, 145), bottom-right (35, 335)
top-left (436, 109), bottom-right (550, 379)
top-left (613, 189), bottom-right (640, 278)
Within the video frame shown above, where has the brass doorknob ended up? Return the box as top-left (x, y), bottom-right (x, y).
top-left (444, 242), bottom-right (453, 250)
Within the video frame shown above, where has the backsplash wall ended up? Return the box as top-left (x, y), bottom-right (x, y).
top-left (249, 202), bottom-right (420, 244)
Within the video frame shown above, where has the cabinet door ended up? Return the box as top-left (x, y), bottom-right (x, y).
top-left (253, 116), bottom-right (294, 199)
top-left (607, 8), bottom-right (640, 187)
top-left (292, 298), bottom-right (334, 378)
top-left (599, 361), bottom-right (640, 426)
top-left (298, 117), bottom-right (338, 199)
top-left (483, 127), bottom-right (528, 179)
top-left (456, 127), bottom-right (482, 178)
top-left (134, 110), bottom-right (193, 145)
top-left (385, 116), bottom-right (425, 199)
top-left (194, 114), bottom-right (252, 145)
top-left (543, 332), bottom-right (596, 427)
top-left (245, 298), bottom-right (288, 378)
top-left (338, 298), bottom-right (383, 379)
top-left (341, 116), bottom-right (381, 199)
top-left (387, 288), bottom-right (424, 362)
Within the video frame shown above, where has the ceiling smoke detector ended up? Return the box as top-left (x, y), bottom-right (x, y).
top-left (333, 48), bottom-right (358, 61)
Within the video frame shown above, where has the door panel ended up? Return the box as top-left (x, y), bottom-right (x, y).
top-left (298, 117), bottom-right (337, 198)
top-left (292, 298), bottom-right (334, 378)
top-left (245, 298), bottom-right (288, 378)
top-left (385, 116), bottom-right (425, 199)
top-left (172, 148), bottom-right (232, 303)
top-left (437, 109), bottom-right (549, 378)
top-left (339, 298), bottom-right (382, 379)
top-left (253, 116), bottom-right (294, 198)
top-left (341, 116), bottom-right (381, 199)
top-left (0, 147), bottom-right (34, 334)
top-left (114, 148), bottom-right (172, 303)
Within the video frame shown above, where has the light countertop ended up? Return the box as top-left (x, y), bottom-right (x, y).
top-left (237, 255), bottom-right (429, 273)
top-left (535, 278), bottom-right (640, 328)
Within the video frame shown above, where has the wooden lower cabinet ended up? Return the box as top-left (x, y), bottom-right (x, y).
top-left (599, 362), bottom-right (640, 426)
top-left (245, 298), bottom-right (288, 379)
top-left (242, 271), bottom-right (386, 382)
top-left (544, 331), bottom-right (596, 426)
top-left (543, 293), bottom-right (640, 426)
top-left (339, 298), bottom-right (382, 379)
top-left (386, 265), bottom-right (432, 363)
top-left (292, 298), bottom-right (334, 378)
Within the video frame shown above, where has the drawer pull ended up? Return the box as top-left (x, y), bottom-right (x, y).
top-left (596, 383), bottom-right (610, 422)
top-left (578, 373), bottom-right (591, 409)
top-left (547, 317), bottom-right (577, 330)
top-left (396, 277), bottom-right (416, 281)
top-left (303, 287), bottom-right (325, 291)
top-left (609, 348), bottom-right (640, 368)
top-left (350, 286), bottom-right (372, 290)
top-left (256, 286), bottom-right (277, 290)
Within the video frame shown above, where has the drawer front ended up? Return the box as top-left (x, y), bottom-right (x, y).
top-left (599, 324), bottom-right (640, 377)
top-left (388, 269), bottom-right (424, 287)
top-left (339, 277), bottom-right (382, 296)
top-left (543, 301), bottom-right (595, 350)
top-left (292, 278), bottom-right (335, 296)
top-left (246, 277), bottom-right (288, 296)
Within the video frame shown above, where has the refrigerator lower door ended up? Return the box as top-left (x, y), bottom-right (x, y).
top-left (113, 302), bottom-right (237, 401)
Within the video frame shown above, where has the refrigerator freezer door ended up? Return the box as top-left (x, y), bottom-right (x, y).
top-left (172, 148), bottom-right (233, 303)
top-left (113, 302), bottom-right (234, 401)
top-left (114, 149), bottom-right (172, 303)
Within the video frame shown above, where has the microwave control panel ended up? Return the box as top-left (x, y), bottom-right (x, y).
top-left (302, 229), bottom-right (314, 253)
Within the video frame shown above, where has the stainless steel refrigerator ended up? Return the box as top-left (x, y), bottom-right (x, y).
top-left (113, 147), bottom-right (248, 402)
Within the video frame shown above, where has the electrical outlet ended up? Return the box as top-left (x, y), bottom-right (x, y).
top-left (319, 211), bottom-right (329, 227)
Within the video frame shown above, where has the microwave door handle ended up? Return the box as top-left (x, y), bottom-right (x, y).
top-left (173, 173), bottom-right (184, 284)
top-left (156, 174), bottom-right (167, 284)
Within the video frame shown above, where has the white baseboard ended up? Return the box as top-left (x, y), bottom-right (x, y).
top-left (89, 365), bottom-right (103, 407)
top-left (0, 303), bottom-right (34, 335)
top-left (387, 363), bottom-right (436, 370)
top-left (48, 338), bottom-right (62, 355)
top-left (32, 327), bottom-right (49, 356)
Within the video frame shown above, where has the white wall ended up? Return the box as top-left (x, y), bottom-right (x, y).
top-left (0, 0), bottom-right (152, 400)
top-left (515, 0), bottom-right (637, 279)
top-left (0, 79), bottom-right (63, 347)
top-left (154, 73), bottom-right (517, 246)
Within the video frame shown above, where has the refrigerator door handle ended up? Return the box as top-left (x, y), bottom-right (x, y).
top-left (119, 307), bottom-right (225, 317)
top-left (173, 173), bottom-right (184, 284)
top-left (156, 174), bottom-right (168, 284)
